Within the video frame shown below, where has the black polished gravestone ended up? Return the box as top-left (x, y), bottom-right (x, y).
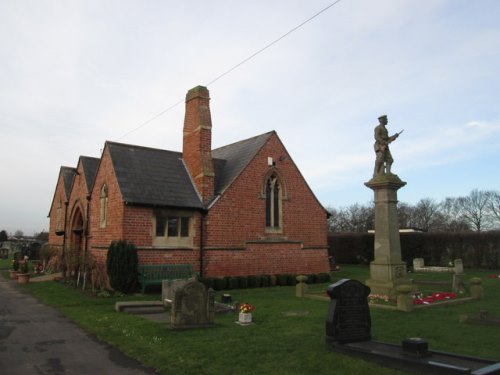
top-left (325, 280), bottom-right (500, 375)
top-left (325, 279), bottom-right (371, 344)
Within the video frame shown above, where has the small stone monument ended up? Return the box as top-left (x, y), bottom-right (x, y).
top-left (365, 115), bottom-right (409, 298)
top-left (325, 279), bottom-right (371, 343)
top-left (170, 280), bottom-right (215, 330)
top-left (295, 275), bottom-right (308, 298)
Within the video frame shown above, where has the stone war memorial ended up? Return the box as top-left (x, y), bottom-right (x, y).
top-left (365, 114), bottom-right (410, 299)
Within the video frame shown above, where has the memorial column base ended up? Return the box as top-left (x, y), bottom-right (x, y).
top-left (365, 261), bottom-right (411, 300)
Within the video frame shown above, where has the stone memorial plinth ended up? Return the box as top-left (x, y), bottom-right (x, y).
top-left (365, 174), bottom-right (409, 298)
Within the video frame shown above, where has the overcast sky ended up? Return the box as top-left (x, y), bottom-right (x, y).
top-left (1, 0), bottom-right (499, 235)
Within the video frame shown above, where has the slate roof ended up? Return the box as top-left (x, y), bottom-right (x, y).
top-left (61, 166), bottom-right (77, 199)
top-left (106, 131), bottom-right (274, 210)
top-left (106, 142), bottom-right (204, 209)
top-left (47, 166), bottom-right (76, 216)
top-left (212, 131), bottom-right (274, 195)
top-left (80, 156), bottom-right (99, 193)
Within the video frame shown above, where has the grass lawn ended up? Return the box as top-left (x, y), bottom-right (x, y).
top-left (4, 264), bottom-right (500, 375)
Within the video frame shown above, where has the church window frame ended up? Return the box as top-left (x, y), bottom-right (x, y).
top-left (99, 184), bottom-right (108, 228)
top-left (263, 171), bottom-right (285, 233)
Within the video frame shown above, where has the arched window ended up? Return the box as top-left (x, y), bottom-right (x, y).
top-left (265, 174), bottom-right (281, 229)
top-left (100, 184), bottom-right (108, 228)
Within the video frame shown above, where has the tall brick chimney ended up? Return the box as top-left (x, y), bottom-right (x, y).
top-left (183, 86), bottom-right (214, 204)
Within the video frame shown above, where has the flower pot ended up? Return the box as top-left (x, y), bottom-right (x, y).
top-left (239, 312), bottom-right (252, 324)
top-left (9, 270), bottom-right (18, 280)
top-left (17, 273), bottom-right (30, 284)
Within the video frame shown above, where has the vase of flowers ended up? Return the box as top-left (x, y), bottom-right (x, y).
top-left (239, 303), bottom-right (255, 324)
top-left (17, 256), bottom-right (30, 284)
top-left (10, 259), bottom-right (20, 279)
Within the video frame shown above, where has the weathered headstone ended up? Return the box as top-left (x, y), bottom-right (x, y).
top-left (453, 259), bottom-right (464, 275)
top-left (170, 280), bottom-right (215, 329)
top-left (162, 277), bottom-right (196, 307)
top-left (413, 258), bottom-right (424, 271)
top-left (325, 279), bottom-right (371, 343)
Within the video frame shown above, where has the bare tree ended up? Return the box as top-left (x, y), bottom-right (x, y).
top-left (327, 203), bottom-right (374, 232)
top-left (450, 190), bottom-right (493, 232)
top-left (489, 191), bottom-right (500, 228)
top-left (397, 202), bottom-right (414, 229)
top-left (412, 198), bottom-right (448, 231)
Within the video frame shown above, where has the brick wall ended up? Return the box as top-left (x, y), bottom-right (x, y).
top-left (204, 242), bottom-right (328, 277)
top-left (66, 160), bottom-right (90, 251)
top-left (47, 170), bottom-right (69, 248)
top-left (203, 132), bottom-right (329, 276)
top-left (89, 146), bottom-right (125, 248)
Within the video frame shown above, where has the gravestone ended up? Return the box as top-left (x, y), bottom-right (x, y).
top-left (170, 280), bottom-right (215, 330)
top-left (325, 279), bottom-right (371, 343)
top-left (162, 277), bottom-right (196, 307)
top-left (413, 258), bottom-right (424, 271)
top-left (453, 259), bottom-right (464, 275)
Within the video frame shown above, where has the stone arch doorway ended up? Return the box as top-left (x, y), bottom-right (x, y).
top-left (69, 205), bottom-right (85, 252)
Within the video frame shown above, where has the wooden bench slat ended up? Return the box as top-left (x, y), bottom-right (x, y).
top-left (138, 264), bottom-right (193, 293)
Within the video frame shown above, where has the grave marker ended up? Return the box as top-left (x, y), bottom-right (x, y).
top-left (325, 279), bottom-right (371, 343)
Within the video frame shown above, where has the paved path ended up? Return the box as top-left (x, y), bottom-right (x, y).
top-left (0, 275), bottom-right (159, 375)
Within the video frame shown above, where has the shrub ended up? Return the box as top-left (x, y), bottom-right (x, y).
top-left (276, 274), bottom-right (288, 286)
top-left (228, 276), bottom-right (239, 289)
top-left (306, 274), bottom-right (317, 284)
top-left (247, 275), bottom-right (259, 288)
top-left (286, 274), bottom-right (296, 286)
top-left (200, 277), bottom-right (215, 290)
top-left (269, 275), bottom-right (277, 287)
top-left (40, 245), bottom-right (58, 265)
top-left (106, 240), bottom-right (139, 294)
top-left (214, 277), bottom-right (227, 291)
top-left (237, 276), bottom-right (248, 289)
top-left (223, 276), bottom-right (233, 290)
top-left (317, 273), bottom-right (331, 283)
top-left (260, 275), bottom-right (271, 287)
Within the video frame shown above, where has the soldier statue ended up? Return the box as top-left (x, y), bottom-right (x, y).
top-left (373, 115), bottom-right (403, 176)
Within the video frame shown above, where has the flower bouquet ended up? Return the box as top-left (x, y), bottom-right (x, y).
top-left (240, 303), bottom-right (255, 314)
top-left (414, 291), bottom-right (456, 305)
top-left (238, 303), bottom-right (255, 324)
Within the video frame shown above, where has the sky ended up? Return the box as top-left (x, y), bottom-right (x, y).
top-left (1, 0), bottom-right (499, 236)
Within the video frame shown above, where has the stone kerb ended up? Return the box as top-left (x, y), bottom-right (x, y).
top-left (412, 258), bottom-right (464, 274)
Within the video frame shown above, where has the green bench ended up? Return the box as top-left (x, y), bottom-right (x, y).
top-left (138, 264), bottom-right (193, 293)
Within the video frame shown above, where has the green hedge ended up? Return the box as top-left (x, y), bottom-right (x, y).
top-left (199, 272), bottom-right (331, 291)
top-left (328, 231), bottom-right (500, 269)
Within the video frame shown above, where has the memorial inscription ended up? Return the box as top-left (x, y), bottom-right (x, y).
top-left (325, 279), bottom-right (371, 344)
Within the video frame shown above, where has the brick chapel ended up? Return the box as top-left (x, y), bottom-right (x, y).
top-left (47, 86), bottom-right (330, 277)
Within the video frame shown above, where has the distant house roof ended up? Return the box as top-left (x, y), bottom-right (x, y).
top-left (106, 131), bottom-right (274, 210)
top-left (80, 156), bottom-right (100, 192)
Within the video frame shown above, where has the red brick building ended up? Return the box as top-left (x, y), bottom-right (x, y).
top-left (48, 86), bottom-right (329, 277)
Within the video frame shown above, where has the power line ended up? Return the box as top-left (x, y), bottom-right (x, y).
top-left (205, 0), bottom-right (343, 87)
top-left (117, 0), bottom-right (343, 141)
